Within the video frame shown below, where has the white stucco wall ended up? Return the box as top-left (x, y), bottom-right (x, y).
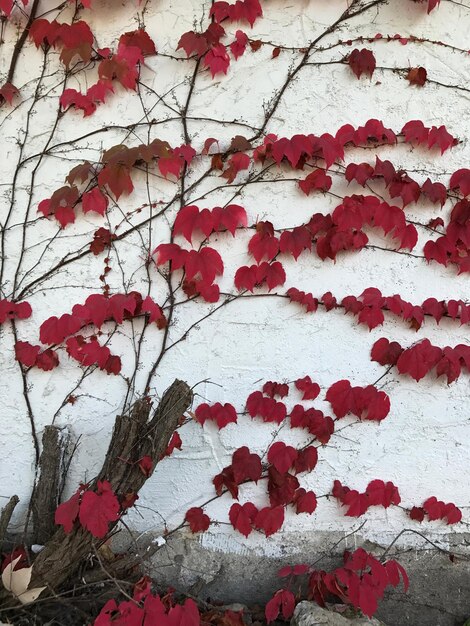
top-left (1, 0), bottom-right (469, 559)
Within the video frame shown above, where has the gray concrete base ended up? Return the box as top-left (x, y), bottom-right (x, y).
top-left (115, 529), bottom-right (470, 626)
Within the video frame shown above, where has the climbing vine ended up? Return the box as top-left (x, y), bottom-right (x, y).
top-left (0, 0), bottom-right (469, 622)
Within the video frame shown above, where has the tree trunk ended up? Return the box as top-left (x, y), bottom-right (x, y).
top-left (0, 379), bottom-right (192, 605)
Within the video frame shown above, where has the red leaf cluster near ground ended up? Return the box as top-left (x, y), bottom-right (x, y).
top-left (326, 380), bottom-right (391, 421)
top-left (332, 479), bottom-right (401, 517)
top-left (371, 337), bottom-right (470, 383)
top-left (14, 341), bottom-right (59, 371)
top-left (55, 481), bottom-right (120, 538)
top-left (94, 579), bottom-right (201, 626)
top-left (308, 548), bottom-right (409, 617)
top-left (265, 588), bottom-right (296, 623)
top-left (409, 497), bottom-right (462, 524)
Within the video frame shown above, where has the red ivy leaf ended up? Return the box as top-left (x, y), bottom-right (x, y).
top-left (138, 455), bottom-right (153, 477)
top-left (185, 507), bottom-right (210, 532)
top-left (255, 506), bottom-right (285, 537)
top-left (229, 502), bottom-right (258, 537)
top-left (78, 481), bottom-right (120, 538)
top-left (267, 441), bottom-right (298, 474)
top-left (82, 188), bottom-right (108, 216)
top-left (55, 489), bottom-right (81, 533)
top-left (348, 49), bottom-right (376, 79)
top-left (265, 589), bottom-right (295, 623)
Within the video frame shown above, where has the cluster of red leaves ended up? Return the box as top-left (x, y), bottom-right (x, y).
top-left (17, 292), bottom-right (165, 374)
top-left (154, 243), bottom-right (223, 303)
top-left (185, 507), bottom-right (211, 532)
top-left (177, 23), bottom-right (239, 78)
top-left (424, 196), bottom-right (470, 274)
top-left (177, 0), bottom-right (262, 78)
top-left (94, 578), bottom-right (200, 626)
top-left (236, 221), bottom-right (286, 290)
top-left (55, 481), bottom-right (120, 538)
top-left (332, 479), bottom-right (401, 517)
top-left (29, 19), bottom-right (94, 66)
top-left (39, 140), bottom-right (195, 227)
top-left (250, 197), bottom-right (417, 269)
top-left (345, 156), bottom-right (450, 207)
top-left (194, 403), bottom-right (238, 429)
top-left (210, 0), bottom-right (262, 27)
top-left (211, 445), bottom-right (317, 537)
top-left (308, 548), bottom-right (409, 617)
top-left (66, 336), bottom-right (121, 375)
top-left (187, 376), bottom-right (392, 540)
top-left (256, 121), bottom-right (457, 175)
top-left (290, 405), bottom-right (335, 444)
top-left (213, 446), bottom-right (262, 500)
top-left (174, 204), bottom-right (247, 242)
top-left (409, 497), bottom-right (462, 524)
top-left (265, 588), bottom-right (296, 623)
top-left (15, 341), bottom-right (59, 371)
top-left (266, 548), bottom-right (408, 621)
top-left (371, 337), bottom-right (470, 383)
top-left (245, 390), bottom-right (287, 423)
top-left (60, 30), bottom-right (157, 116)
top-left (38, 184), bottom-right (107, 228)
top-left (401, 120), bottom-right (458, 154)
top-left (0, 299), bottom-right (32, 324)
top-left (235, 261), bottom-right (286, 292)
top-left (326, 380), bottom-right (390, 421)
top-left (288, 287), bottom-right (470, 331)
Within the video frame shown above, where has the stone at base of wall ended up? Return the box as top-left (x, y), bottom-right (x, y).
top-left (115, 528), bottom-right (470, 626)
top-left (292, 601), bottom-right (386, 626)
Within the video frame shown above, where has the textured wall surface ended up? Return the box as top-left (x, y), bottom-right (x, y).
top-left (1, 0), bottom-right (469, 578)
